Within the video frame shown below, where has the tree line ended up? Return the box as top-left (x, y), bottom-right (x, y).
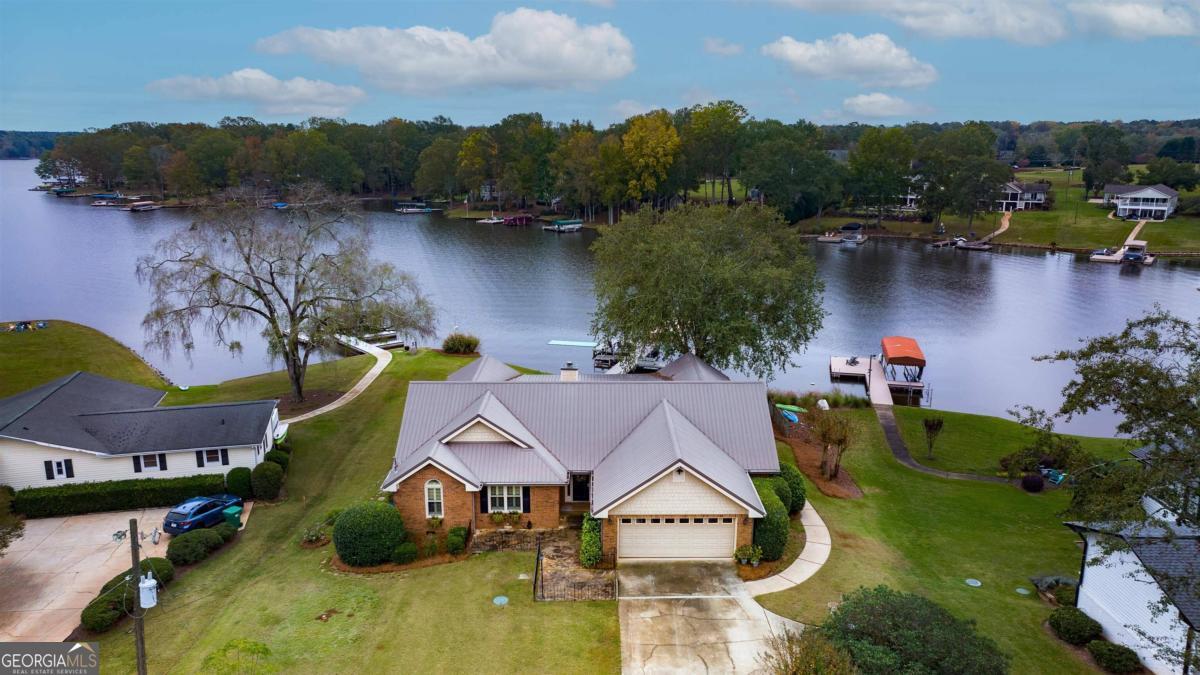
top-left (30, 108), bottom-right (1200, 222)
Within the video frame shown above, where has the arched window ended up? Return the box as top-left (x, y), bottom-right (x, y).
top-left (425, 480), bottom-right (443, 518)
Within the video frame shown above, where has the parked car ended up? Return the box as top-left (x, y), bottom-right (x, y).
top-left (163, 494), bottom-right (243, 535)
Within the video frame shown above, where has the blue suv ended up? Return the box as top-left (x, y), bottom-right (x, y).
top-left (162, 494), bottom-right (243, 535)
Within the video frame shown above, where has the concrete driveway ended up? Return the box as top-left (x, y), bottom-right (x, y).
top-left (0, 508), bottom-right (173, 642)
top-left (618, 562), bottom-right (802, 674)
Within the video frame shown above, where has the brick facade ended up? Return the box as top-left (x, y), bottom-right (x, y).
top-left (475, 485), bottom-right (561, 530)
top-left (392, 465), bottom-right (475, 532)
top-left (599, 513), bottom-right (755, 557)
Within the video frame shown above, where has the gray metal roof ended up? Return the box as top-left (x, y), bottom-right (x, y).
top-left (512, 373), bottom-right (661, 382)
top-left (0, 371), bottom-right (276, 455)
top-left (1105, 183), bottom-right (1179, 197)
top-left (446, 355), bottom-right (521, 382)
top-left (449, 443), bottom-right (567, 484)
top-left (592, 400), bottom-right (765, 516)
top-left (656, 353), bottom-right (731, 381)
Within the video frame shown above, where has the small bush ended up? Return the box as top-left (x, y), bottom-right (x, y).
top-left (1049, 607), bottom-right (1103, 646)
top-left (214, 522), bottom-right (238, 542)
top-left (447, 531), bottom-right (466, 554)
top-left (324, 508), bottom-right (344, 526)
top-left (752, 478), bottom-right (789, 561)
top-left (333, 501), bottom-right (407, 567)
top-left (13, 474), bottom-right (225, 518)
top-left (448, 525), bottom-right (468, 540)
top-left (423, 536), bottom-right (438, 558)
top-left (263, 450), bottom-right (290, 471)
top-left (392, 541), bottom-right (419, 565)
top-left (226, 467), bottom-right (252, 499)
top-left (580, 514), bottom-right (602, 567)
top-left (1053, 584), bottom-right (1077, 607)
top-left (778, 464), bottom-right (806, 514)
top-left (770, 476), bottom-right (793, 514)
top-left (140, 557), bottom-right (175, 586)
top-left (80, 599), bottom-right (123, 632)
top-left (250, 461), bottom-right (284, 501)
top-left (194, 528), bottom-right (225, 552)
top-left (759, 629), bottom-right (856, 675)
top-left (166, 531), bottom-right (211, 566)
top-left (1087, 640), bottom-right (1141, 674)
top-left (1022, 473), bottom-right (1045, 493)
top-left (442, 332), bottom-right (481, 354)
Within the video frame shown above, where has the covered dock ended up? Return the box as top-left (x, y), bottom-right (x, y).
top-left (830, 336), bottom-right (927, 407)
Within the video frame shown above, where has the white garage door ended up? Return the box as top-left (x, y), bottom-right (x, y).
top-left (617, 517), bottom-right (736, 559)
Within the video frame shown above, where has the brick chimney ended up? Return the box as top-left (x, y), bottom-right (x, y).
top-left (559, 361), bottom-right (579, 382)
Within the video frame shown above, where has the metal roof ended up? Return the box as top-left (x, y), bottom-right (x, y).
top-left (591, 400), bottom-right (765, 516)
top-left (656, 353), bottom-right (731, 381)
top-left (1104, 183), bottom-right (1180, 198)
top-left (512, 372), bottom-right (662, 382)
top-left (446, 355), bottom-right (521, 382)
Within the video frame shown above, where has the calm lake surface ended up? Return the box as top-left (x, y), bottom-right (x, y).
top-left (2, 159), bottom-right (1198, 435)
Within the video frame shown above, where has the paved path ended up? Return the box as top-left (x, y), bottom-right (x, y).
top-left (874, 406), bottom-right (1008, 483)
top-left (284, 335), bottom-right (392, 424)
top-left (979, 211), bottom-right (1011, 243)
top-left (743, 504), bottom-right (830, 597)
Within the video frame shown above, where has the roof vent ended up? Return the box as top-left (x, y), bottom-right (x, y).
top-left (560, 362), bottom-right (579, 382)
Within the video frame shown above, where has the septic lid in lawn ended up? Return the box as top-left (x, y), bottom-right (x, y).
top-left (493, 595), bottom-right (509, 606)
top-left (965, 578), bottom-right (982, 588)
top-left (517, 573), bottom-right (530, 580)
top-left (1015, 587), bottom-right (1031, 596)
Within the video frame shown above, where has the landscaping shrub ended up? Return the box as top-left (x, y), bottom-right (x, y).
top-left (250, 461), bottom-right (284, 501)
top-left (1087, 640), bottom-right (1141, 673)
top-left (392, 541), bottom-right (419, 565)
top-left (752, 478), bottom-right (789, 561)
top-left (448, 525), bottom-right (468, 540)
top-left (225, 467), bottom-right (252, 499)
top-left (1049, 607), bottom-right (1103, 646)
top-left (1053, 584), bottom-right (1077, 607)
top-left (446, 530), bottom-right (467, 555)
top-left (442, 332), bottom-right (480, 354)
top-left (101, 557), bottom-right (175, 594)
top-left (778, 463), bottom-right (806, 514)
top-left (214, 522), bottom-right (238, 543)
top-left (332, 501), bottom-right (407, 567)
top-left (824, 585), bottom-right (1009, 675)
top-left (580, 513), bottom-right (602, 567)
top-left (166, 529), bottom-right (227, 566)
top-left (195, 528), bottom-right (225, 552)
top-left (760, 629), bottom-right (856, 675)
top-left (80, 598), bottom-right (123, 633)
top-left (13, 474), bottom-right (225, 518)
top-left (264, 450), bottom-right (290, 471)
top-left (1021, 473), bottom-right (1045, 493)
top-left (770, 476), bottom-right (793, 514)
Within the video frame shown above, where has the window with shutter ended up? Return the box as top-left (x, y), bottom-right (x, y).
top-left (44, 460), bottom-right (54, 481)
top-left (159, 453), bottom-right (168, 470)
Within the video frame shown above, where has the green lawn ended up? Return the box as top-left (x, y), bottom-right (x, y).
top-left (0, 320), bottom-right (165, 397)
top-left (96, 349), bottom-right (620, 673)
top-left (687, 177), bottom-right (747, 201)
top-left (893, 407), bottom-right (1131, 477)
top-left (161, 353), bottom-right (377, 406)
top-left (758, 410), bottom-right (1101, 674)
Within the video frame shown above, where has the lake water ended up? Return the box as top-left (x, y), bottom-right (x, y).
top-left (3, 159), bottom-right (1198, 435)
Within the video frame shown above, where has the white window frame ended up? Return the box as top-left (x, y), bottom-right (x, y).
top-left (205, 448), bottom-right (221, 464)
top-left (488, 485), bottom-right (522, 513)
top-left (425, 480), bottom-right (444, 518)
top-left (54, 460), bottom-right (66, 477)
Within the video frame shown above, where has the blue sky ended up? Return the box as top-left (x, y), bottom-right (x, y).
top-left (2, 0), bottom-right (1198, 131)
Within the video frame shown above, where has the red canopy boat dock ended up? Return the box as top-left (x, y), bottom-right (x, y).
top-left (829, 336), bottom-right (927, 406)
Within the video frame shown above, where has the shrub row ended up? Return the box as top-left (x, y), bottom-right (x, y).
top-left (14, 474), bottom-right (225, 518)
top-left (1048, 607), bottom-right (1141, 673)
top-left (81, 557), bottom-right (175, 633)
top-left (333, 501), bottom-right (407, 567)
top-left (778, 464), bottom-right (806, 515)
top-left (442, 332), bottom-right (480, 354)
top-left (580, 513), bottom-right (602, 568)
top-left (753, 477), bottom-right (790, 561)
top-left (1087, 640), bottom-right (1141, 674)
top-left (1049, 607), bottom-right (1103, 646)
top-left (167, 524), bottom-right (236, 566)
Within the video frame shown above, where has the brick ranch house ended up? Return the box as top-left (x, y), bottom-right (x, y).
top-left (381, 354), bottom-right (776, 560)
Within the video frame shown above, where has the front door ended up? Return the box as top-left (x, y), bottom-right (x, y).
top-left (570, 473), bottom-right (590, 502)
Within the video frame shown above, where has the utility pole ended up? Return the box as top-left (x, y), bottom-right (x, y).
top-left (128, 518), bottom-right (148, 675)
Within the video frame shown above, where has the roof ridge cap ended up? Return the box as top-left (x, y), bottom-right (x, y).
top-left (77, 399), bottom-right (278, 416)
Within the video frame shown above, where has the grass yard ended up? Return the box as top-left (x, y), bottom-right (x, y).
top-left (892, 407), bottom-right (1131, 477)
top-left (95, 349), bottom-right (620, 673)
top-left (161, 353), bottom-right (376, 406)
top-left (0, 320), bottom-right (165, 397)
top-left (687, 177), bottom-right (747, 201)
top-left (757, 410), bottom-right (1102, 674)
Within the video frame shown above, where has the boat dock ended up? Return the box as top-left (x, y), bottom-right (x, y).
top-left (1089, 220), bottom-right (1155, 265)
top-left (830, 337), bottom-right (928, 407)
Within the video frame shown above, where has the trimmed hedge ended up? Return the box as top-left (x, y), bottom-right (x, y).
top-left (580, 513), bottom-right (602, 567)
top-left (14, 474), bottom-right (225, 518)
top-left (442, 333), bottom-right (480, 354)
top-left (392, 541), bottom-right (419, 564)
top-left (81, 599), bottom-right (122, 633)
top-left (447, 526), bottom-right (468, 554)
top-left (770, 476), bottom-right (794, 514)
top-left (214, 522), bottom-right (238, 542)
top-left (83, 557), bottom-right (176, 633)
top-left (333, 501), bottom-right (407, 567)
top-left (167, 529), bottom-right (220, 565)
top-left (226, 467), bottom-right (252, 499)
top-left (1049, 607), bottom-right (1103, 646)
top-left (264, 450), bottom-right (290, 471)
top-left (251, 461), bottom-right (284, 501)
top-left (779, 463), bottom-right (806, 514)
top-left (1087, 640), bottom-right (1141, 674)
top-left (753, 477), bottom-right (789, 561)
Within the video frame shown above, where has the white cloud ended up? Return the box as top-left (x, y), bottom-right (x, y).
top-left (775, 0), bottom-right (1068, 44)
top-left (256, 8), bottom-right (635, 94)
top-left (147, 68), bottom-right (366, 116)
top-left (703, 37), bottom-right (744, 56)
top-left (610, 99), bottom-right (655, 119)
top-left (1068, 1), bottom-right (1198, 37)
top-left (761, 33), bottom-right (937, 88)
top-left (841, 92), bottom-right (931, 118)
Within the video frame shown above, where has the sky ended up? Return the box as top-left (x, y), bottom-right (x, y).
top-left (2, 0), bottom-right (1199, 131)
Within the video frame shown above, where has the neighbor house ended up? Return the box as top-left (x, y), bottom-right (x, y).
top-left (380, 354), bottom-right (775, 560)
top-left (0, 372), bottom-right (279, 490)
top-left (995, 181), bottom-right (1051, 211)
top-left (1103, 184), bottom-right (1180, 221)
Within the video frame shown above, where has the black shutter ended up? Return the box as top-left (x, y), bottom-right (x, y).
top-left (220, 449), bottom-right (229, 466)
top-left (64, 459), bottom-right (74, 478)
top-left (522, 486), bottom-right (531, 514)
top-left (159, 453), bottom-right (167, 471)
top-left (44, 461), bottom-right (54, 480)
top-left (196, 451), bottom-right (205, 467)
top-left (133, 456), bottom-right (142, 473)
top-left (479, 487), bottom-right (488, 514)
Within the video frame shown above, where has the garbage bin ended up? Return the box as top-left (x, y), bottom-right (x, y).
top-left (222, 505), bottom-right (243, 528)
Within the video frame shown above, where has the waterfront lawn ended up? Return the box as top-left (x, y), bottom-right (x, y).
top-left (892, 407), bottom-right (1130, 477)
top-left (161, 353), bottom-right (378, 406)
top-left (757, 410), bottom-right (1100, 674)
top-left (0, 320), bottom-right (165, 397)
top-left (687, 177), bottom-right (747, 201)
top-left (94, 349), bottom-right (620, 674)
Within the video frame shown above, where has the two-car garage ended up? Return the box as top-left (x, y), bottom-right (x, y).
top-left (616, 516), bottom-right (739, 559)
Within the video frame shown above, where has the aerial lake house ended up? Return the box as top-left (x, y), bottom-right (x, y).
top-left (1103, 183), bottom-right (1180, 221)
top-left (0, 372), bottom-right (280, 490)
top-left (995, 181), bottom-right (1051, 211)
top-left (381, 354), bottom-right (775, 560)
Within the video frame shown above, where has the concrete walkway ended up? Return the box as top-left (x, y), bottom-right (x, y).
top-left (284, 335), bottom-right (392, 424)
top-left (744, 503), bottom-right (831, 597)
top-left (979, 211), bottom-right (1011, 243)
top-left (874, 406), bottom-right (1008, 484)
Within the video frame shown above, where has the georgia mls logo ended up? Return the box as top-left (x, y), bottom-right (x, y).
top-left (0, 642), bottom-right (99, 675)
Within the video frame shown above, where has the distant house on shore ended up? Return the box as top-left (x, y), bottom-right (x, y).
top-left (1103, 184), bottom-right (1180, 221)
top-left (0, 372), bottom-right (279, 490)
top-left (995, 181), bottom-right (1051, 211)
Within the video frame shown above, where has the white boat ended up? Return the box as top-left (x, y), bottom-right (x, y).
top-left (91, 200), bottom-right (120, 207)
top-left (394, 202), bottom-right (441, 214)
top-left (842, 233), bottom-right (868, 245)
top-left (477, 211), bottom-right (504, 225)
top-left (125, 201), bottom-right (161, 212)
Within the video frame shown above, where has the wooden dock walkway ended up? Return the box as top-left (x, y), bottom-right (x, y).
top-left (830, 356), bottom-right (894, 406)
